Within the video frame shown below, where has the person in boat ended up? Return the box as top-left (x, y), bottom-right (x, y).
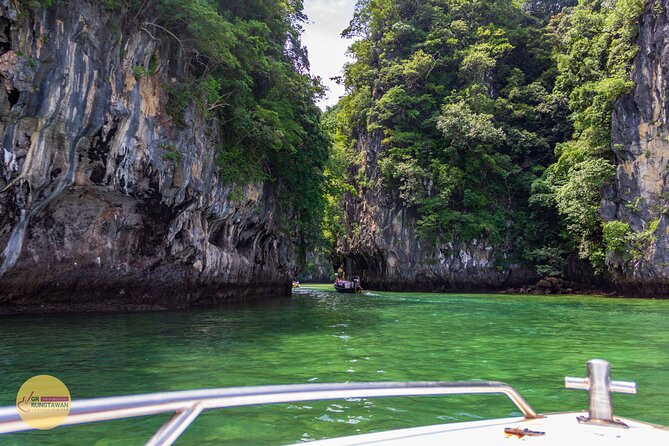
top-left (353, 277), bottom-right (363, 293)
top-left (334, 276), bottom-right (363, 293)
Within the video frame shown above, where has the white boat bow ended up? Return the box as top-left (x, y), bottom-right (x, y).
top-left (287, 412), bottom-right (669, 445)
top-left (0, 359), bottom-right (666, 445)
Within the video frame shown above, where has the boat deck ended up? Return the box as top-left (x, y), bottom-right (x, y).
top-left (290, 412), bottom-right (669, 445)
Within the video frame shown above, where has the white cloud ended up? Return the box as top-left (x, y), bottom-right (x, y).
top-left (302, 0), bottom-right (357, 109)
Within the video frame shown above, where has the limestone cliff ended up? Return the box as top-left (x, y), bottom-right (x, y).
top-left (336, 0), bottom-right (669, 295)
top-left (336, 133), bottom-right (536, 292)
top-left (605, 0), bottom-right (669, 295)
top-left (0, 1), bottom-right (296, 311)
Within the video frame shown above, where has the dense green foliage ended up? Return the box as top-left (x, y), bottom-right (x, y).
top-left (153, 0), bottom-right (329, 238)
top-left (332, 0), bottom-right (570, 259)
top-left (329, 0), bottom-right (646, 275)
top-left (319, 106), bottom-right (355, 252)
top-left (532, 0), bottom-right (644, 270)
top-left (523, 0), bottom-right (577, 20)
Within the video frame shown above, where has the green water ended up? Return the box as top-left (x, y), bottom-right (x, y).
top-left (1, 287), bottom-right (668, 445)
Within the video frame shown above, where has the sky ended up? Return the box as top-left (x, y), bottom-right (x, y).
top-left (301, 0), bottom-right (357, 110)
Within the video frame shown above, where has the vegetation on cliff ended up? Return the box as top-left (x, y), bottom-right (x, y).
top-left (155, 0), bottom-right (330, 241)
top-left (20, 0), bottom-right (331, 244)
top-left (18, 0), bottom-right (649, 280)
top-left (532, 0), bottom-right (644, 272)
top-left (325, 0), bottom-right (646, 278)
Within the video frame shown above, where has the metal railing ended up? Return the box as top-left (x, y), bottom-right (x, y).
top-left (0, 380), bottom-right (539, 445)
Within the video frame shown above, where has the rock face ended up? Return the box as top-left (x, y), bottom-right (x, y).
top-left (606, 0), bottom-right (669, 295)
top-left (298, 251), bottom-right (334, 283)
top-left (338, 1), bottom-right (669, 295)
top-left (0, 1), bottom-right (295, 310)
top-left (336, 134), bottom-right (536, 291)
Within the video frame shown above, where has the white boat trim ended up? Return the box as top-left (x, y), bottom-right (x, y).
top-left (285, 412), bottom-right (669, 446)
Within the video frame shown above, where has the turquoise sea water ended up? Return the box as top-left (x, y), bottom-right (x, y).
top-left (0, 287), bottom-right (668, 445)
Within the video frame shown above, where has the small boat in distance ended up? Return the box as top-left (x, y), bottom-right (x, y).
top-left (334, 277), bottom-right (362, 293)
